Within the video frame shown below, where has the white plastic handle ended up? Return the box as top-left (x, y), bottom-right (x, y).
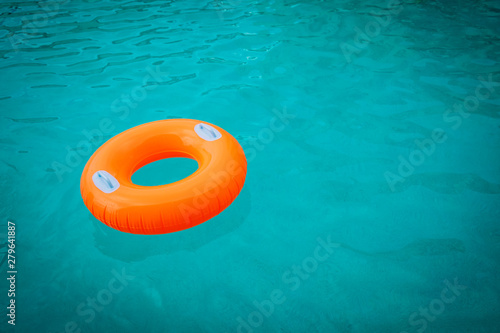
top-left (194, 123), bottom-right (222, 141)
top-left (92, 170), bottom-right (120, 193)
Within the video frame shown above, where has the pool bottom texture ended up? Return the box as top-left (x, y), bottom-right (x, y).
top-left (0, 0), bottom-right (499, 332)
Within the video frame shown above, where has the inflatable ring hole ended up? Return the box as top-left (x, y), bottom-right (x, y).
top-left (131, 157), bottom-right (199, 186)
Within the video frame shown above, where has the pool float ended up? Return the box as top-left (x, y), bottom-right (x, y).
top-left (80, 119), bottom-right (247, 234)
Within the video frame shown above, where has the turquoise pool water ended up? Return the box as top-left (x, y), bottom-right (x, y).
top-left (1, 0), bottom-right (500, 332)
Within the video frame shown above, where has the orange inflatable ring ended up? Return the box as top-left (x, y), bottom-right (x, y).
top-left (80, 119), bottom-right (247, 235)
